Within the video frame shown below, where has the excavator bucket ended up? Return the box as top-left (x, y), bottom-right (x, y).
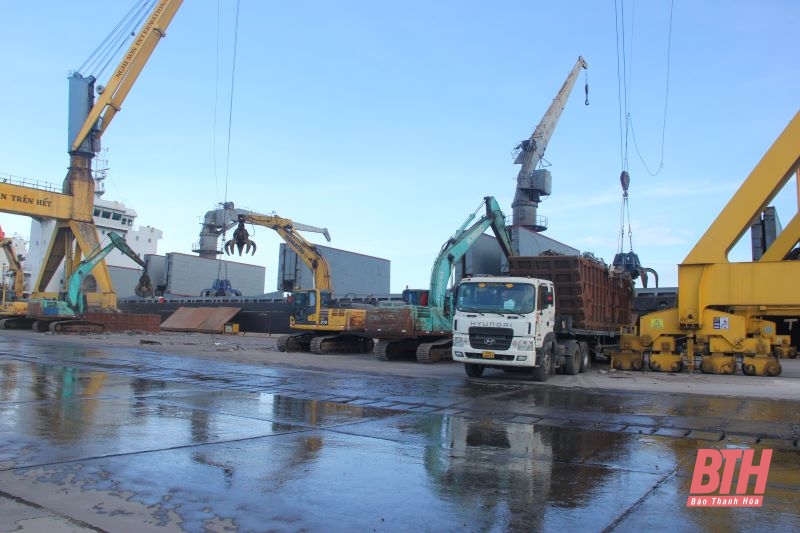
top-left (135, 271), bottom-right (153, 298)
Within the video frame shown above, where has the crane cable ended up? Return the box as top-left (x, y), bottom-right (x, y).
top-left (614, 0), bottom-right (674, 256)
top-left (614, 0), bottom-right (633, 255)
top-left (77, 0), bottom-right (153, 78)
top-left (213, 0), bottom-right (242, 283)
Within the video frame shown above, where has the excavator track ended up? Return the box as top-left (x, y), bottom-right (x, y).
top-left (311, 334), bottom-right (374, 355)
top-left (374, 339), bottom-right (420, 361)
top-left (277, 333), bottom-right (314, 353)
top-left (0, 317), bottom-right (35, 330)
top-left (416, 338), bottom-right (453, 364)
top-left (38, 320), bottom-right (105, 334)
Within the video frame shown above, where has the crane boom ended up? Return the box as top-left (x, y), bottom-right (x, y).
top-left (70, 0), bottom-right (184, 154)
top-left (512, 56), bottom-right (588, 229)
top-left (22, 0), bottom-right (183, 307)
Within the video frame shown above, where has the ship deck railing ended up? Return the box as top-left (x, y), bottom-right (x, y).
top-left (0, 173), bottom-right (61, 193)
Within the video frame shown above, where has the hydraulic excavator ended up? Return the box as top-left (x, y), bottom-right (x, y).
top-left (0, 226), bottom-right (25, 300)
top-left (0, 226), bottom-right (28, 319)
top-left (225, 212), bottom-right (375, 354)
top-left (612, 112), bottom-right (800, 376)
top-left (365, 196), bottom-right (514, 363)
top-left (0, 1), bottom-right (182, 310)
top-left (0, 231), bottom-right (152, 332)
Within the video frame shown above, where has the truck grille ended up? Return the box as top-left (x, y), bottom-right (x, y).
top-left (468, 327), bottom-right (514, 350)
top-left (465, 352), bottom-right (516, 361)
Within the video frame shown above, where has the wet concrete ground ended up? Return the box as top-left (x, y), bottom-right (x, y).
top-left (0, 332), bottom-right (798, 532)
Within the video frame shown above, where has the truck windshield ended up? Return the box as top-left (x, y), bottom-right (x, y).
top-left (456, 282), bottom-right (535, 314)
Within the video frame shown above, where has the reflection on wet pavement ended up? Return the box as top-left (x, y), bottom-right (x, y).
top-left (0, 338), bottom-right (798, 532)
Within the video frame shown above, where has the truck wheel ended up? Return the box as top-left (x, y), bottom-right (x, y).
top-left (531, 344), bottom-right (553, 382)
top-left (464, 363), bottom-right (484, 377)
top-left (579, 342), bottom-right (590, 372)
top-left (563, 341), bottom-right (580, 375)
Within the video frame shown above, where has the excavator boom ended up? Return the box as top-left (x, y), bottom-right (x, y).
top-left (226, 212), bottom-right (332, 291)
top-left (66, 231), bottom-right (152, 314)
top-left (367, 196), bottom-right (513, 363)
top-left (429, 196), bottom-right (512, 308)
top-left (0, 226), bottom-right (25, 299)
top-left (223, 207), bottom-right (373, 355)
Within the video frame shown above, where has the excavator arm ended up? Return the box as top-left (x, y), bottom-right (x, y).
top-left (429, 196), bottom-right (513, 308)
top-left (0, 226), bottom-right (25, 299)
top-left (65, 231), bottom-right (152, 314)
top-left (225, 213), bottom-right (333, 291)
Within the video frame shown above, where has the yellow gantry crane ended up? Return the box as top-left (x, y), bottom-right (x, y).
top-left (613, 112), bottom-right (800, 376)
top-left (0, 0), bottom-right (183, 309)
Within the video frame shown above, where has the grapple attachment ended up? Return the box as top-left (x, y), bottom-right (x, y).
top-left (135, 271), bottom-right (153, 297)
top-left (224, 216), bottom-right (257, 256)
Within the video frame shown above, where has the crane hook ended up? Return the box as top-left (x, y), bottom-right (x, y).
top-left (620, 170), bottom-right (630, 197)
top-left (585, 82), bottom-right (589, 106)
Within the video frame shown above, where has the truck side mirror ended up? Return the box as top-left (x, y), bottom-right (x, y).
top-left (545, 290), bottom-right (554, 308)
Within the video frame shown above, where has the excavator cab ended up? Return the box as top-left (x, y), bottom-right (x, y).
top-left (402, 289), bottom-right (429, 306)
top-left (289, 291), bottom-right (310, 323)
top-left (289, 289), bottom-right (334, 326)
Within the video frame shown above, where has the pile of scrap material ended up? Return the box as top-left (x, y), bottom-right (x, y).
top-left (160, 306), bottom-right (241, 333)
top-left (84, 311), bottom-right (162, 333)
top-left (508, 254), bottom-right (634, 330)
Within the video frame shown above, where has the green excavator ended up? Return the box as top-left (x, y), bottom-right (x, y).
top-left (365, 196), bottom-right (514, 362)
top-left (0, 231), bottom-right (152, 333)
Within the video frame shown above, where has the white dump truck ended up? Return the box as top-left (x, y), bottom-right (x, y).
top-left (451, 255), bottom-right (634, 380)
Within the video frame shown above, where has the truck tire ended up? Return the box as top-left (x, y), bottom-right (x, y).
top-left (579, 341), bottom-right (590, 372)
top-left (531, 343), bottom-right (554, 382)
top-left (464, 363), bottom-right (484, 377)
top-left (563, 341), bottom-right (580, 375)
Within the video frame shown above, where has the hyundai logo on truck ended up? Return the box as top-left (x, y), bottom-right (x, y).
top-left (470, 321), bottom-right (512, 328)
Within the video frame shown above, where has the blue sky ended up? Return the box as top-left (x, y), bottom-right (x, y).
top-left (1, 1), bottom-right (798, 293)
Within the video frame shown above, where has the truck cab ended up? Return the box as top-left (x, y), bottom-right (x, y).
top-left (452, 276), bottom-right (556, 379)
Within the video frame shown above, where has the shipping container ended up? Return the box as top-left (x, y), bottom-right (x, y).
top-left (278, 243), bottom-right (389, 296)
